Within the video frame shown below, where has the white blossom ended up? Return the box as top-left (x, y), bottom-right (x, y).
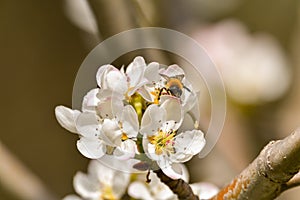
top-left (190, 182), bottom-right (219, 200)
top-left (55, 100), bottom-right (138, 159)
top-left (128, 164), bottom-right (189, 200)
top-left (64, 160), bottom-right (130, 200)
top-left (55, 56), bottom-right (206, 179)
top-left (141, 98), bottom-right (206, 179)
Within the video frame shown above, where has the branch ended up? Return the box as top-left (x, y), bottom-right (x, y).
top-left (154, 169), bottom-right (199, 200)
top-left (211, 128), bottom-right (300, 200)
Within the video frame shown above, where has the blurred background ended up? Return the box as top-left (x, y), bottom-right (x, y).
top-left (1, 0), bottom-right (300, 199)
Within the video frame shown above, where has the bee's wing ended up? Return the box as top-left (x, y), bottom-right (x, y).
top-left (159, 73), bottom-right (171, 81)
top-left (159, 73), bottom-right (184, 81)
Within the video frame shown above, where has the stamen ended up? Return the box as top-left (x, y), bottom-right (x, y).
top-left (121, 133), bottom-right (128, 141)
top-left (148, 129), bottom-right (176, 155)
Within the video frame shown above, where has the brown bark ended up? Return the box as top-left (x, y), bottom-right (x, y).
top-left (211, 128), bottom-right (300, 200)
top-left (154, 169), bottom-right (199, 200)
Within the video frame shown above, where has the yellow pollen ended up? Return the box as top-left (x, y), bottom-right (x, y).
top-left (148, 130), bottom-right (175, 155)
top-left (100, 185), bottom-right (116, 200)
top-left (121, 133), bottom-right (128, 141)
top-left (150, 88), bottom-right (161, 105)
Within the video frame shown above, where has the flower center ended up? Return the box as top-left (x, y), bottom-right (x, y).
top-left (129, 93), bottom-right (145, 122)
top-left (148, 129), bottom-right (175, 155)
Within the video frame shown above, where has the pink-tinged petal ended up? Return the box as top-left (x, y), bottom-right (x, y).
top-left (96, 88), bottom-right (113, 100)
top-left (82, 88), bottom-right (99, 112)
top-left (101, 119), bottom-right (122, 146)
top-left (126, 56), bottom-right (146, 88)
top-left (159, 64), bottom-right (185, 77)
top-left (97, 90), bottom-right (124, 119)
top-left (75, 112), bottom-right (101, 138)
top-left (96, 64), bottom-right (117, 88)
top-left (76, 137), bottom-right (106, 159)
top-left (190, 182), bottom-right (219, 199)
top-left (121, 105), bottom-right (139, 138)
top-left (73, 171), bottom-right (100, 199)
top-left (157, 158), bottom-right (183, 180)
top-left (55, 106), bottom-right (80, 134)
top-left (144, 62), bottom-right (160, 82)
top-left (96, 99), bottom-right (114, 119)
top-left (140, 104), bottom-right (166, 136)
top-left (128, 182), bottom-right (153, 200)
top-left (106, 70), bottom-right (128, 94)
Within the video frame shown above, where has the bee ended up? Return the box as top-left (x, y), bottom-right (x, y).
top-left (158, 74), bottom-right (191, 100)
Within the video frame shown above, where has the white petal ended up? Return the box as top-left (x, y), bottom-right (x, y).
top-left (128, 77), bottom-right (149, 96)
top-left (96, 99), bottom-right (114, 119)
top-left (128, 182), bottom-right (153, 200)
top-left (121, 105), bottom-right (139, 138)
top-left (179, 111), bottom-right (199, 132)
top-left (98, 155), bottom-right (141, 173)
top-left (140, 104), bottom-right (166, 136)
top-left (157, 158), bottom-right (183, 180)
top-left (182, 84), bottom-right (198, 113)
top-left (126, 56), bottom-right (146, 88)
top-left (111, 171), bottom-right (131, 198)
top-left (73, 171), bottom-right (100, 199)
top-left (106, 70), bottom-right (128, 94)
top-left (62, 194), bottom-right (83, 200)
top-left (55, 106), bottom-right (80, 133)
top-left (96, 64), bottom-right (117, 88)
top-left (155, 163), bottom-right (189, 183)
top-left (172, 130), bottom-right (206, 162)
top-left (75, 112), bottom-right (101, 138)
top-left (97, 91), bottom-right (124, 119)
top-left (76, 137), bottom-right (106, 159)
top-left (113, 140), bottom-right (136, 160)
top-left (190, 182), bottom-right (219, 199)
top-left (87, 160), bottom-right (114, 185)
top-left (82, 88), bottom-right (99, 112)
top-left (143, 141), bottom-right (160, 161)
top-left (101, 119), bottom-right (122, 146)
top-left (161, 98), bottom-right (183, 125)
top-left (159, 64), bottom-right (185, 77)
top-left (144, 62), bottom-right (160, 82)
top-left (137, 86), bottom-right (153, 102)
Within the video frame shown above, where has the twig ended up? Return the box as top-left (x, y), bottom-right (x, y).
top-left (0, 141), bottom-right (58, 200)
top-left (154, 169), bottom-right (199, 200)
top-left (281, 172), bottom-right (300, 192)
top-left (210, 128), bottom-right (300, 200)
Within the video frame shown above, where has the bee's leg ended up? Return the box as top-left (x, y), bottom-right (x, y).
top-left (158, 87), bottom-right (170, 100)
top-left (183, 85), bottom-right (192, 93)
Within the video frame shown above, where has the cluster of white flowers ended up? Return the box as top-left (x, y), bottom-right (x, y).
top-left (56, 56), bottom-right (209, 199)
top-left (63, 160), bottom-right (218, 200)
